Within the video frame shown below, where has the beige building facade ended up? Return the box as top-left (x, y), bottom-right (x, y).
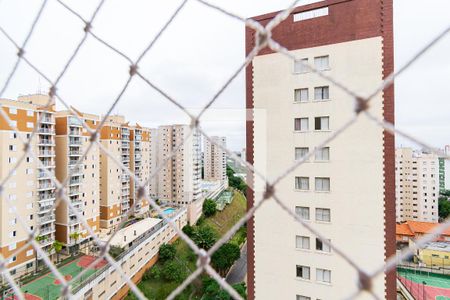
top-left (396, 148), bottom-right (439, 223)
top-left (204, 136), bottom-right (227, 183)
top-left (54, 110), bottom-right (101, 253)
top-left (157, 125), bottom-right (201, 205)
top-left (246, 0), bottom-right (395, 299)
top-left (0, 94), bottom-right (57, 278)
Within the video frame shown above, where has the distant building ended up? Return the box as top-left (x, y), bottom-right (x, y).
top-left (441, 145), bottom-right (450, 192)
top-left (204, 136), bottom-right (227, 183)
top-left (396, 148), bottom-right (439, 223)
top-left (157, 125), bottom-right (201, 205)
top-left (418, 242), bottom-right (450, 267)
top-left (396, 221), bottom-right (450, 244)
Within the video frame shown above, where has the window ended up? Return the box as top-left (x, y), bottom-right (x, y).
top-left (9, 120), bottom-right (17, 128)
top-left (295, 88), bottom-right (309, 102)
top-left (296, 206), bottom-right (310, 220)
top-left (295, 147), bottom-right (309, 160)
top-left (316, 208), bottom-right (331, 222)
top-left (9, 132), bottom-right (17, 139)
top-left (316, 268), bottom-right (331, 283)
top-left (296, 296), bottom-right (311, 300)
top-left (8, 243), bottom-right (17, 251)
top-left (27, 122), bottom-right (34, 129)
top-left (314, 86), bottom-right (329, 100)
top-left (316, 238), bottom-right (331, 252)
top-left (295, 118), bottom-right (309, 131)
top-left (295, 177), bottom-right (309, 190)
top-left (314, 55), bottom-right (330, 70)
top-left (315, 177), bottom-right (330, 191)
top-left (315, 116), bottom-right (329, 130)
top-left (315, 147), bottom-right (330, 161)
top-left (296, 236), bottom-right (310, 250)
top-left (296, 265), bottom-right (310, 279)
top-left (26, 250), bottom-right (34, 257)
top-left (27, 110), bottom-right (34, 117)
top-left (293, 7), bottom-right (329, 22)
top-left (294, 58), bottom-right (309, 73)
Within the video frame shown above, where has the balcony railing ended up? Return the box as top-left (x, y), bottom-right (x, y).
top-left (39, 215), bottom-right (55, 224)
top-left (69, 129), bottom-right (81, 136)
top-left (38, 182), bottom-right (55, 190)
top-left (69, 139), bottom-right (82, 146)
top-left (69, 178), bottom-right (81, 185)
top-left (69, 166), bottom-right (83, 175)
top-left (39, 193), bottom-right (55, 201)
top-left (39, 204), bottom-right (54, 212)
top-left (38, 128), bottom-right (54, 134)
top-left (69, 150), bottom-right (82, 156)
top-left (68, 117), bottom-right (83, 127)
top-left (40, 160), bottom-right (55, 167)
top-left (38, 139), bottom-right (54, 145)
top-left (39, 226), bottom-right (55, 235)
top-left (68, 218), bottom-right (80, 225)
top-left (39, 116), bottom-right (54, 124)
top-left (38, 150), bottom-right (55, 156)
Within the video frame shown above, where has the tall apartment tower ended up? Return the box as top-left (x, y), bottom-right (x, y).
top-left (246, 0), bottom-right (395, 299)
top-left (0, 95), bottom-right (56, 277)
top-left (130, 125), bottom-right (151, 215)
top-left (204, 136), bottom-right (227, 183)
top-left (148, 128), bottom-right (159, 199)
top-left (396, 148), bottom-right (439, 223)
top-left (157, 125), bottom-right (201, 205)
top-left (54, 110), bottom-right (100, 253)
top-left (99, 116), bottom-right (131, 229)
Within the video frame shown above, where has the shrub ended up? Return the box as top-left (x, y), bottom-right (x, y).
top-left (161, 261), bottom-right (186, 283)
top-left (192, 225), bottom-right (217, 250)
top-left (203, 199), bottom-right (217, 217)
top-left (150, 265), bottom-right (161, 280)
top-left (211, 243), bottom-right (240, 273)
top-left (182, 225), bottom-right (194, 237)
top-left (159, 244), bottom-right (176, 261)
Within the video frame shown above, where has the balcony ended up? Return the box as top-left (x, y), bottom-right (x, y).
top-left (38, 171), bottom-right (52, 179)
top-left (39, 204), bottom-right (54, 213)
top-left (38, 193), bottom-right (55, 201)
top-left (38, 139), bottom-right (54, 146)
top-left (68, 117), bottom-right (83, 127)
top-left (69, 166), bottom-right (83, 176)
top-left (135, 154), bottom-right (142, 161)
top-left (39, 226), bottom-right (55, 235)
top-left (38, 150), bottom-right (55, 156)
top-left (39, 116), bottom-right (54, 124)
top-left (38, 237), bottom-right (54, 247)
top-left (39, 215), bottom-right (55, 224)
top-left (38, 127), bottom-right (55, 135)
top-left (69, 150), bottom-right (81, 156)
top-left (69, 177), bottom-right (81, 185)
top-left (68, 159), bottom-right (80, 166)
top-left (68, 218), bottom-right (80, 225)
top-left (122, 141), bottom-right (129, 148)
top-left (37, 182), bottom-right (55, 191)
top-left (69, 129), bottom-right (81, 136)
top-left (69, 139), bottom-right (82, 146)
top-left (40, 160), bottom-right (55, 168)
top-left (68, 187), bottom-right (80, 196)
top-left (121, 175), bottom-right (130, 181)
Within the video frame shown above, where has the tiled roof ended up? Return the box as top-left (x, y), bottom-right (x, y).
top-left (396, 221), bottom-right (450, 237)
top-left (396, 223), bottom-right (414, 236)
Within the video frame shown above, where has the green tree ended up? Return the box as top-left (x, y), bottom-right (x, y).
top-left (203, 199), bottom-right (217, 217)
top-left (211, 243), bottom-right (240, 275)
top-left (51, 240), bottom-right (64, 264)
top-left (439, 197), bottom-right (450, 220)
top-left (35, 235), bottom-right (48, 272)
top-left (161, 261), bottom-right (186, 282)
top-left (441, 190), bottom-right (450, 197)
top-left (159, 244), bottom-right (176, 261)
top-left (203, 278), bottom-right (247, 300)
top-left (109, 245), bottom-right (124, 260)
top-left (193, 225), bottom-right (217, 250)
top-left (182, 224), bottom-right (194, 237)
top-left (69, 231), bottom-right (81, 255)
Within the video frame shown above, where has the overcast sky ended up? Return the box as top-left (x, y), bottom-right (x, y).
top-left (0, 0), bottom-right (449, 151)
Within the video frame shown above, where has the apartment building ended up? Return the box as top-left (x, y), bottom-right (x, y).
top-left (0, 94), bottom-right (56, 278)
top-left (54, 110), bottom-right (100, 253)
top-left (129, 125), bottom-right (151, 215)
top-left (203, 136), bottom-right (227, 183)
top-left (396, 148), bottom-right (439, 223)
top-left (157, 125), bottom-right (201, 205)
top-left (99, 116), bottom-right (131, 229)
top-left (148, 128), bottom-right (158, 199)
top-left (245, 0), bottom-right (395, 299)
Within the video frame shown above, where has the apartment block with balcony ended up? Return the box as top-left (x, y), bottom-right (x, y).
top-left (0, 94), bottom-right (57, 278)
top-left (54, 110), bottom-right (101, 253)
top-left (204, 136), bottom-right (227, 184)
top-left (396, 148), bottom-right (439, 223)
top-left (246, 0), bottom-right (395, 299)
top-left (129, 125), bottom-right (151, 215)
top-left (157, 125), bottom-right (201, 205)
top-left (148, 128), bottom-right (158, 199)
top-left (99, 116), bottom-right (131, 229)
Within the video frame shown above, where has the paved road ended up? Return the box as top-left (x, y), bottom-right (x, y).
top-left (226, 241), bottom-right (247, 284)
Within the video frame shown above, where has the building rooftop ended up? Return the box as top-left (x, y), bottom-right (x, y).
top-left (396, 221), bottom-right (450, 239)
top-left (108, 217), bottom-right (162, 248)
top-left (424, 242), bottom-right (450, 253)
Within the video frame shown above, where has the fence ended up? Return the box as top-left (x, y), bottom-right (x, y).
top-left (0, 0), bottom-right (449, 299)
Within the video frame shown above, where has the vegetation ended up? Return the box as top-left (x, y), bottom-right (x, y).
top-left (126, 191), bottom-right (248, 299)
top-left (51, 240), bottom-right (64, 264)
top-left (211, 243), bottom-right (241, 275)
top-left (439, 196), bottom-right (450, 220)
top-left (69, 231), bottom-right (81, 254)
top-left (227, 165), bottom-right (247, 193)
top-left (441, 190), bottom-right (450, 197)
top-left (109, 245), bottom-right (125, 259)
top-left (158, 244), bottom-right (176, 261)
top-left (203, 198), bottom-right (217, 217)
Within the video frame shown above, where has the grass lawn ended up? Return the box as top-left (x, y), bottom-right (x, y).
top-left (127, 191), bottom-right (247, 299)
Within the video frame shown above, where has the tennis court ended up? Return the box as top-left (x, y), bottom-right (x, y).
top-left (13, 255), bottom-right (107, 300)
top-left (398, 267), bottom-right (450, 299)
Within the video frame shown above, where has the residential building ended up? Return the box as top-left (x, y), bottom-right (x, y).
top-left (157, 125), bottom-right (201, 205)
top-left (204, 136), bottom-right (227, 183)
top-left (441, 145), bottom-right (450, 192)
top-left (396, 148), bottom-right (439, 223)
top-left (129, 125), bottom-right (151, 215)
top-left (99, 115), bottom-right (131, 229)
top-left (245, 0), bottom-right (395, 299)
top-left (0, 94), bottom-right (57, 278)
top-left (54, 110), bottom-right (100, 253)
top-left (396, 221), bottom-right (450, 244)
top-left (148, 128), bottom-right (158, 199)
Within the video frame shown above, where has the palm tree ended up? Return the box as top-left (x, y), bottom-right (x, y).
top-left (69, 232), bottom-right (81, 255)
top-left (51, 240), bottom-right (64, 264)
top-left (34, 235), bottom-right (47, 273)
